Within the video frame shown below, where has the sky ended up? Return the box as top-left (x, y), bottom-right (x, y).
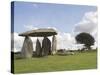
top-left (12, 1), bottom-right (98, 52)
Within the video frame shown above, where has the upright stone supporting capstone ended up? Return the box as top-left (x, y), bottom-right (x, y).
top-left (52, 35), bottom-right (57, 55)
top-left (21, 36), bottom-right (33, 58)
top-left (48, 38), bottom-right (51, 55)
top-left (42, 37), bottom-right (51, 56)
top-left (36, 38), bottom-right (42, 57)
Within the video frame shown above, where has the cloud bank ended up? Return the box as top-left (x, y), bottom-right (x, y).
top-left (74, 11), bottom-right (97, 34)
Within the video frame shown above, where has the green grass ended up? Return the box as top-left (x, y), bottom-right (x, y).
top-left (14, 50), bottom-right (97, 74)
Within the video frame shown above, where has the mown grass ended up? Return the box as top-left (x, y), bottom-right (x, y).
top-left (14, 50), bottom-right (97, 74)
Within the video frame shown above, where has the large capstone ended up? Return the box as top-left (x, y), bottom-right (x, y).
top-left (21, 36), bottom-right (33, 58)
top-left (42, 37), bottom-right (51, 56)
top-left (36, 38), bottom-right (42, 57)
top-left (52, 35), bottom-right (57, 55)
top-left (19, 28), bottom-right (57, 37)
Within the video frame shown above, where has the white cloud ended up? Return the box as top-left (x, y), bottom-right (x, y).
top-left (24, 25), bottom-right (58, 32)
top-left (11, 32), bottom-right (24, 52)
top-left (24, 25), bottom-right (38, 30)
top-left (74, 11), bottom-right (97, 34)
top-left (33, 4), bottom-right (38, 8)
top-left (47, 27), bottom-right (58, 31)
top-left (56, 32), bottom-right (76, 50)
top-left (91, 42), bottom-right (97, 49)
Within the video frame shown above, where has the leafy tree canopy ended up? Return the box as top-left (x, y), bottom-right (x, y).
top-left (75, 32), bottom-right (95, 50)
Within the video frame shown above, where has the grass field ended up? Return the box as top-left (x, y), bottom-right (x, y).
top-left (14, 50), bottom-right (97, 74)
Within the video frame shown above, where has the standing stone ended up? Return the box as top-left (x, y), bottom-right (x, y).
top-left (42, 37), bottom-right (51, 56)
top-left (52, 35), bottom-right (57, 55)
top-left (36, 38), bottom-right (42, 57)
top-left (21, 36), bottom-right (33, 58)
top-left (48, 38), bottom-right (51, 55)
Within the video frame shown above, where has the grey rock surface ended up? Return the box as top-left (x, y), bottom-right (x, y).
top-left (42, 37), bottom-right (51, 56)
top-left (36, 38), bottom-right (42, 57)
top-left (52, 35), bottom-right (57, 55)
top-left (21, 36), bottom-right (33, 58)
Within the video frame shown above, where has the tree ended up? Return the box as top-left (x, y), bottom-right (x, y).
top-left (75, 32), bottom-right (95, 50)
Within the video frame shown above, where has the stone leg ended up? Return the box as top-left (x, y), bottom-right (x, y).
top-left (36, 38), bottom-right (42, 57)
top-left (48, 39), bottom-right (51, 55)
top-left (21, 36), bottom-right (33, 58)
top-left (51, 35), bottom-right (57, 55)
top-left (42, 37), bottom-right (51, 56)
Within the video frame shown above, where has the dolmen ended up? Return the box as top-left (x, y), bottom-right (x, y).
top-left (19, 28), bottom-right (57, 58)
